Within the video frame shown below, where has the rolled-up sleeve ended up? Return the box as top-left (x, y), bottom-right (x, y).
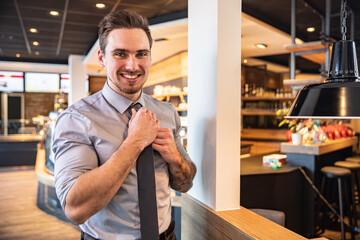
top-left (171, 105), bottom-right (191, 163)
top-left (52, 111), bottom-right (98, 210)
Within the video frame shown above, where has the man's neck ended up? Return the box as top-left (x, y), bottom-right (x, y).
top-left (107, 80), bottom-right (142, 102)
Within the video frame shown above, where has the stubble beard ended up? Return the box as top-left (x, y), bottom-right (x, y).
top-left (109, 74), bottom-right (145, 95)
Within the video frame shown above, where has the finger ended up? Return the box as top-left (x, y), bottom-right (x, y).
top-left (156, 120), bottom-right (160, 128)
top-left (153, 138), bottom-right (167, 145)
top-left (152, 142), bottom-right (164, 152)
top-left (130, 108), bottom-right (137, 121)
top-left (151, 113), bottom-right (157, 123)
top-left (156, 128), bottom-right (172, 138)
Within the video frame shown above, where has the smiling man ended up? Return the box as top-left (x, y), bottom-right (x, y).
top-left (52, 10), bottom-right (196, 240)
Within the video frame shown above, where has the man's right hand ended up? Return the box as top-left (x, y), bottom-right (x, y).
top-left (127, 107), bottom-right (159, 150)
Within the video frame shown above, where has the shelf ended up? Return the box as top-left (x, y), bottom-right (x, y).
top-left (242, 109), bottom-right (288, 116)
top-left (283, 78), bottom-right (323, 86)
top-left (284, 40), bottom-right (329, 65)
top-left (242, 96), bottom-right (294, 101)
top-left (242, 110), bottom-right (277, 116)
top-left (152, 92), bottom-right (187, 98)
top-left (241, 128), bottom-right (288, 141)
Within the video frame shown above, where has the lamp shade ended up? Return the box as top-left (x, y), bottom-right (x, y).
top-left (286, 40), bottom-right (360, 119)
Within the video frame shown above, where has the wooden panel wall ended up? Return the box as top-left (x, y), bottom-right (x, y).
top-left (89, 76), bottom-right (106, 93)
top-left (145, 51), bottom-right (188, 87)
top-left (181, 194), bottom-right (307, 240)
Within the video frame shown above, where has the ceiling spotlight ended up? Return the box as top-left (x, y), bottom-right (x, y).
top-left (50, 11), bottom-right (59, 16)
top-left (243, 59), bottom-right (248, 64)
top-left (29, 28), bottom-right (38, 33)
top-left (255, 43), bottom-right (268, 49)
top-left (33, 41), bottom-right (39, 46)
top-left (96, 3), bottom-right (106, 8)
top-left (16, 53), bottom-right (20, 58)
top-left (307, 27), bottom-right (315, 32)
top-left (35, 51), bottom-right (40, 56)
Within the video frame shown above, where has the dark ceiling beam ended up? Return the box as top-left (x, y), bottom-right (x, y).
top-left (154, 0), bottom-right (174, 16)
top-left (56, 0), bottom-right (69, 56)
top-left (13, 0), bottom-right (31, 55)
top-left (298, 0), bottom-right (324, 18)
top-left (119, 3), bottom-right (159, 10)
top-left (148, 9), bottom-right (187, 25)
top-left (111, 0), bottom-right (122, 13)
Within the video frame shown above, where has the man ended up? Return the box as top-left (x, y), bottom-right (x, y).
top-left (52, 10), bottom-right (196, 240)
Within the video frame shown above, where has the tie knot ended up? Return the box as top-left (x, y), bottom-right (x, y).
top-left (126, 102), bottom-right (142, 118)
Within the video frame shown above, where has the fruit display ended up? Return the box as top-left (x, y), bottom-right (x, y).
top-left (284, 120), bottom-right (354, 144)
top-left (320, 124), bottom-right (354, 140)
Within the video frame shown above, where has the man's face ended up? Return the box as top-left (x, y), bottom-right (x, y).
top-left (98, 28), bottom-right (151, 100)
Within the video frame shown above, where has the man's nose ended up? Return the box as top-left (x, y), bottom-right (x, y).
top-left (124, 55), bottom-right (138, 70)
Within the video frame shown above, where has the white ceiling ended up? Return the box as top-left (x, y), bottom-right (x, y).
top-left (84, 12), bottom-right (302, 75)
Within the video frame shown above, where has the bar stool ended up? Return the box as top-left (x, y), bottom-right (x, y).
top-left (335, 161), bottom-right (360, 205)
top-left (346, 156), bottom-right (360, 164)
top-left (318, 166), bottom-right (355, 240)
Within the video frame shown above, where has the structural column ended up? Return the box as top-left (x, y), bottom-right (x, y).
top-left (187, 0), bottom-right (241, 210)
top-left (68, 55), bottom-right (87, 106)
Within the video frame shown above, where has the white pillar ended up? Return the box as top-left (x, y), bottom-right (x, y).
top-left (187, 0), bottom-right (242, 210)
top-left (68, 55), bottom-right (86, 106)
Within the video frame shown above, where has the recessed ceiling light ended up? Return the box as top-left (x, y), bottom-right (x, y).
top-left (96, 3), bottom-right (105, 8)
top-left (243, 59), bottom-right (248, 63)
top-left (50, 10), bottom-right (59, 16)
top-left (29, 28), bottom-right (38, 33)
top-left (307, 27), bottom-right (315, 32)
top-left (255, 43), bottom-right (268, 49)
top-left (35, 51), bottom-right (40, 56)
top-left (16, 53), bottom-right (20, 58)
top-left (33, 41), bottom-right (39, 46)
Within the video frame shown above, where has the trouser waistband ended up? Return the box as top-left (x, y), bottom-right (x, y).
top-left (81, 220), bottom-right (175, 240)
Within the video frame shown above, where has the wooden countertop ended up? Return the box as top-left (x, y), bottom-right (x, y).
top-left (0, 134), bottom-right (43, 142)
top-left (241, 153), bottom-right (299, 176)
top-left (182, 194), bottom-right (307, 240)
top-left (280, 136), bottom-right (358, 155)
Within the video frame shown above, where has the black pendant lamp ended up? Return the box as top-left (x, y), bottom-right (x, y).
top-left (286, 0), bottom-right (360, 119)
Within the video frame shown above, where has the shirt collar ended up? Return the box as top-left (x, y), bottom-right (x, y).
top-left (101, 81), bottom-right (146, 114)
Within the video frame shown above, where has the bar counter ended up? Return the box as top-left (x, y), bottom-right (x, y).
top-left (280, 136), bottom-right (358, 237)
top-left (0, 134), bottom-right (43, 166)
top-left (240, 153), bottom-right (306, 236)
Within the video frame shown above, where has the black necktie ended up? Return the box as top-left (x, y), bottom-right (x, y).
top-left (127, 103), bottom-right (159, 240)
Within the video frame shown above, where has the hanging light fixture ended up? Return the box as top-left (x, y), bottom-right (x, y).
top-left (287, 0), bottom-right (360, 119)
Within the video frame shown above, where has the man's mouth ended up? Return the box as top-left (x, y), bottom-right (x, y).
top-left (120, 73), bottom-right (142, 79)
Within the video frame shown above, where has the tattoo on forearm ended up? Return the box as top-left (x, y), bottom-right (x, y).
top-left (169, 158), bottom-right (197, 192)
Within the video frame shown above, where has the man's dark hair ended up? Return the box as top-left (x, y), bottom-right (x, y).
top-left (98, 10), bottom-right (153, 52)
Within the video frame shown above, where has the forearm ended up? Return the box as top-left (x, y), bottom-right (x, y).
top-left (64, 138), bottom-right (142, 224)
top-left (168, 156), bottom-right (197, 193)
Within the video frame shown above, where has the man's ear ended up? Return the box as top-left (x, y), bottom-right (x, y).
top-left (98, 50), bottom-right (105, 68)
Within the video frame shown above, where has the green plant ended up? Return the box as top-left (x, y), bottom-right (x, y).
top-left (276, 108), bottom-right (301, 133)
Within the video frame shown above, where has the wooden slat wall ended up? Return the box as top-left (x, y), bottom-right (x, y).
top-left (0, 168), bottom-right (80, 239)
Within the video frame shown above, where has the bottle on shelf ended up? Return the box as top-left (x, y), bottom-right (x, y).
top-left (245, 84), bottom-right (249, 97)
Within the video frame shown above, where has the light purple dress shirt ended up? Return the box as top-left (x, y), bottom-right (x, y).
top-left (52, 82), bottom-right (190, 240)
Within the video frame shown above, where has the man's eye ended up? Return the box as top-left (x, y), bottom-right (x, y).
top-left (136, 52), bottom-right (148, 58)
top-left (115, 52), bottom-right (126, 57)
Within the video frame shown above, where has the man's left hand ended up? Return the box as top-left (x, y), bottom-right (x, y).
top-left (152, 128), bottom-right (182, 168)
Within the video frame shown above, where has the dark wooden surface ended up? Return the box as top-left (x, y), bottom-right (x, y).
top-left (0, 167), bottom-right (80, 239)
top-left (0, 141), bottom-right (38, 166)
top-left (240, 154), bottom-right (306, 236)
top-left (240, 153), bottom-right (299, 176)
